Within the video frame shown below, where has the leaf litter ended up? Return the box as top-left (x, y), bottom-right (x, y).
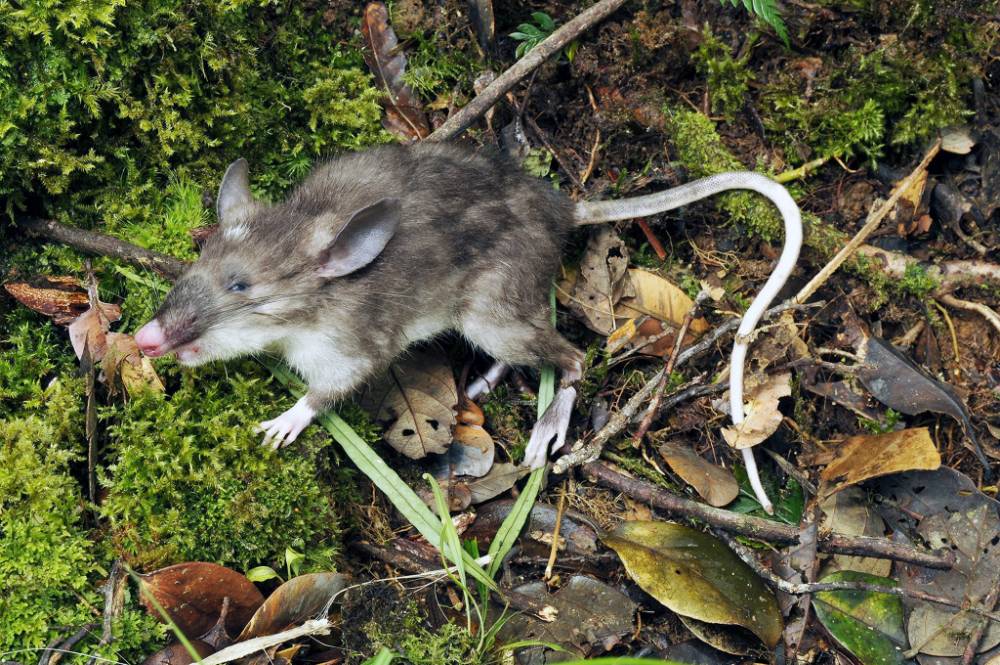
top-left (8, 1), bottom-right (1000, 662)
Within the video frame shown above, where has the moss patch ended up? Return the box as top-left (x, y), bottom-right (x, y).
top-left (101, 362), bottom-right (342, 572)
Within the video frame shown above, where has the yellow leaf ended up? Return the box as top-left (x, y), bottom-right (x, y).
top-left (602, 521), bottom-right (782, 648)
top-left (820, 427), bottom-right (941, 499)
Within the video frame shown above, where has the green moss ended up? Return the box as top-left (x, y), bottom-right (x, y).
top-left (0, 379), bottom-right (92, 651)
top-left (0, 377), bottom-right (166, 656)
top-left (692, 27), bottom-right (755, 118)
top-left (1, 0), bottom-right (387, 222)
top-left (357, 597), bottom-right (490, 665)
top-left (100, 362), bottom-right (342, 571)
top-left (761, 42), bottom-right (975, 163)
top-left (895, 263), bottom-right (940, 299)
top-left (664, 107), bottom-right (784, 241)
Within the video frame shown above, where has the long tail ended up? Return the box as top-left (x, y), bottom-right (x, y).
top-left (577, 172), bottom-right (803, 514)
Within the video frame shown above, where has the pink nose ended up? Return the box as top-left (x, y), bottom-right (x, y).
top-left (135, 319), bottom-right (167, 356)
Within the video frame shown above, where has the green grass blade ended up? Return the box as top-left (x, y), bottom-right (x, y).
top-left (485, 285), bottom-right (558, 580)
top-left (264, 361), bottom-right (496, 591)
top-left (426, 473), bottom-right (467, 588)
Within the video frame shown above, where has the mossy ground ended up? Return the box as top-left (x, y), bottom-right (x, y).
top-left (1, 0), bottom-right (997, 661)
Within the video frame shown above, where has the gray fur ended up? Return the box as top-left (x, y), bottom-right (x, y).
top-left (149, 142), bottom-right (583, 412)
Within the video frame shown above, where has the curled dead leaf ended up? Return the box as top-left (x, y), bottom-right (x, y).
top-left (720, 372), bottom-right (792, 449)
top-left (4, 275), bottom-right (90, 324)
top-left (139, 562), bottom-right (264, 638)
top-left (361, 2), bottom-right (429, 141)
top-left (657, 440), bottom-right (739, 507)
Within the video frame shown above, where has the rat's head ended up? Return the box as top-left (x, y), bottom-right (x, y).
top-left (135, 158), bottom-right (400, 365)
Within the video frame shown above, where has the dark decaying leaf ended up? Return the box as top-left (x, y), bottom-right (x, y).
top-left (360, 350), bottom-right (458, 459)
top-left (361, 2), bottom-right (429, 141)
top-left (854, 334), bottom-right (989, 475)
top-left (499, 575), bottom-right (636, 657)
top-left (602, 521), bottom-right (783, 648)
top-left (812, 571), bottom-right (908, 665)
top-left (3, 275), bottom-right (91, 324)
top-left (558, 227), bottom-right (634, 335)
top-left (139, 562), bottom-right (264, 638)
top-left (677, 615), bottom-right (758, 656)
top-left (141, 640), bottom-right (215, 665)
top-left (237, 573), bottom-right (346, 640)
top-left (463, 499), bottom-right (598, 556)
top-left (875, 469), bottom-right (1000, 657)
top-left (466, 462), bottom-right (529, 504)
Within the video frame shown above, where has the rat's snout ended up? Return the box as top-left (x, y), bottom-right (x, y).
top-left (135, 319), bottom-right (168, 357)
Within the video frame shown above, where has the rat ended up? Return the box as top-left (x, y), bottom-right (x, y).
top-left (135, 141), bottom-right (801, 512)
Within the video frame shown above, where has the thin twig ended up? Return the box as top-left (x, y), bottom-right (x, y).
top-left (717, 531), bottom-right (1000, 625)
top-left (633, 292), bottom-right (707, 441)
top-left (427, 0), bottom-right (629, 141)
top-left (636, 220), bottom-right (667, 260)
top-left (553, 301), bottom-right (822, 473)
top-left (583, 461), bottom-right (955, 569)
top-left (962, 578), bottom-right (1000, 663)
top-left (940, 293), bottom-right (1000, 336)
top-left (544, 482), bottom-right (568, 581)
top-left (16, 217), bottom-right (188, 280)
top-left (794, 139), bottom-right (942, 304)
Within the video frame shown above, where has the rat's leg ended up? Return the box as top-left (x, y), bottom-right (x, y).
top-left (461, 314), bottom-right (584, 469)
top-left (466, 361), bottom-right (510, 400)
top-left (260, 334), bottom-right (373, 448)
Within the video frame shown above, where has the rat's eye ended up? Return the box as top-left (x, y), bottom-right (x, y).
top-left (227, 282), bottom-right (249, 293)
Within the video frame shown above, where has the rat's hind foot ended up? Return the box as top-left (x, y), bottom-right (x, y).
top-left (466, 362), bottom-right (509, 401)
top-left (258, 396), bottom-right (317, 449)
top-left (522, 385), bottom-right (577, 470)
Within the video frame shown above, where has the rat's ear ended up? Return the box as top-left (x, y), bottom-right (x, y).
top-left (318, 198), bottom-right (401, 278)
top-left (216, 158), bottom-right (256, 227)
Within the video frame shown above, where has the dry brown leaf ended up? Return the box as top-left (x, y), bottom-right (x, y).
top-left (819, 427), bottom-right (941, 498)
top-left (103, 332), bottom-right (165, 395)
top-left (563, 228), bottom-right (633, 335)
top-left (139, 562), bottom-right (264, 638)
top-left (467, 463), bottom-right (529, 504)
top-left (67, 286), bottom-right (122, 362)
top-left (361, 350), bottom-right (458, 459)
top-left (237, 573), bottom-right (345, 640)
top-left (891, 167), bottom-right (929, 236)
top-left (4, 275), bottom-right (90, 324)
top-left (721, 372), bottom-right (792, 450)
top-left (361, 2), bottom-right (429, 141)
top-left (658, 441), bottom-right (739, 507)
top-left (616, 269), bottom-right (709, 335)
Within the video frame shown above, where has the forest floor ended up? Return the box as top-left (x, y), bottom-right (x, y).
top-left (4, 0), bottom-right (1000, 663)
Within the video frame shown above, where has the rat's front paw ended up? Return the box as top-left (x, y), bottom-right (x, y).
top-left (258, 397), bottom-right (317, 449)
